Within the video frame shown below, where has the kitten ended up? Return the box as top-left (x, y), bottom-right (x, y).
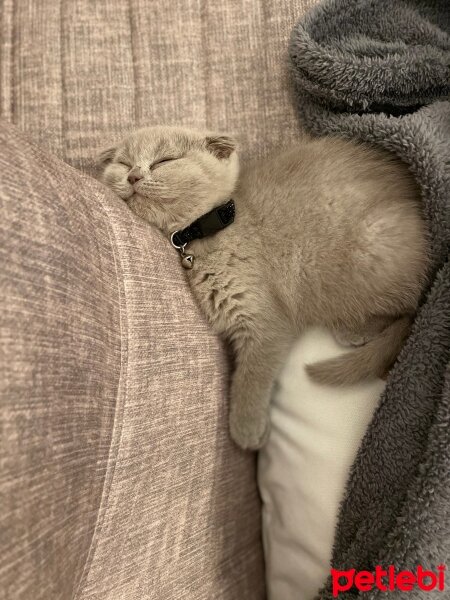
top-left (99, 126), bottom-right (429, 450)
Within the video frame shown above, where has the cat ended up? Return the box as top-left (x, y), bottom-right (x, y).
top-left (99, 126), bottom-right (429, 450)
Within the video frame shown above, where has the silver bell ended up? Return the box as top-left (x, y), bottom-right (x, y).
top-left (181, 254), bottom-right (195, 269)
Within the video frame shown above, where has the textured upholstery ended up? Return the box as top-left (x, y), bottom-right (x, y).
top-left (1, 0), bottom-right (316, 172)
top-left (0, 121), bottom-right (263, 599)
top-left (0, 1), bottom-right (317, 598)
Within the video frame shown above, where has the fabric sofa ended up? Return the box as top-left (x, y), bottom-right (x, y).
top-left (1, 1), bottom-right (317, 598)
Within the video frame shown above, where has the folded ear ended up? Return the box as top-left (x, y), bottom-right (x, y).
top-left (205, 135), bottom-right (237, 159)
top-left (96, 146), bottom-right (117, 166)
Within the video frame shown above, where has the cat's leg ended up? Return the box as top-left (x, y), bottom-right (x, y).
top-left (333, 315), bottom-right (395, 347)
top-left (229, 322), bottom-right (293, 450)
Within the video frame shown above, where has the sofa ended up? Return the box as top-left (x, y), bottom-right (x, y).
top-left (1, 1), bottom-right (318, 598)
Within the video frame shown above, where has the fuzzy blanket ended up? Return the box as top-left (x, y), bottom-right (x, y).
top-left (289, 1), bottom-right (450, 598)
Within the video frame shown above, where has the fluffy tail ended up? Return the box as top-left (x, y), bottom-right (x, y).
top-left (306, 316), bottom-right (413, 386)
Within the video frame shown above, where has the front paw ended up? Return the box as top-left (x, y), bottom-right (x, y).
top-left (229, 406), bottom-right (271, 451)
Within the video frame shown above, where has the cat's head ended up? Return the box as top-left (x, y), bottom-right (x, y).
top-left (98, 126), bottom-right (239, 233)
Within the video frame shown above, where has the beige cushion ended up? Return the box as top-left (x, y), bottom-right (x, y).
top-left (1, 0), bottom-right (316, 172)
top-left (0, 120), bottom-right (264, 599)
top-left (0, 1), bottom-right (319, 597)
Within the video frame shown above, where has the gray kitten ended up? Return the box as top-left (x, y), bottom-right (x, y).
top-left (99, 126), bottom-right (429, 450)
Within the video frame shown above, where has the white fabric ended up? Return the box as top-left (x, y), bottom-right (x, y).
top-left (258, 328), bottom-right (385, 600)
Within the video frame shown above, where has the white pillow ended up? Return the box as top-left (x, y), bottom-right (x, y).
top-left (258, 328), bottom-right (385, 600)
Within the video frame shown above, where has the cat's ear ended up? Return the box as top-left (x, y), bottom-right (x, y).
top-left (96, 146), bottom-right (117, 166)
top-left (205, 135), bottom-right (236, 159)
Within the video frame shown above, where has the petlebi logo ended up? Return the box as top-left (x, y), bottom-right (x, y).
top-left (331, 565), bottom-right (446, 596)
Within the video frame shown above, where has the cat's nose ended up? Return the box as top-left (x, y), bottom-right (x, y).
top-left (127, 169), bottom-right (143, 185)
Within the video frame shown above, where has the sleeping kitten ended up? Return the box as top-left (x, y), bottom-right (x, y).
top-left (99, 126), bottom-right (429, 450)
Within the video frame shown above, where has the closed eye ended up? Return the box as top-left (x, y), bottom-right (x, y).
top-left (151, 157), bottom-right (178, 170)
top-left (118, 161), bottom-right (131, 168)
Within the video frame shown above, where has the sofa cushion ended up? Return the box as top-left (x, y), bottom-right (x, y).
top-left (258, 329), bottom-right (385, 600)
top-left (0, 0), bottom-right (317, 173)
top-left (0, 120), bottom-right (265, 600)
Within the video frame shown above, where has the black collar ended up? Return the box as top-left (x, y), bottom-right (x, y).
top-left (171, 199), bottom-right (235, 249)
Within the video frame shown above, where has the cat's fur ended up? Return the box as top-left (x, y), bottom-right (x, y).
top-left (99, 126), bottom-right (429, 450)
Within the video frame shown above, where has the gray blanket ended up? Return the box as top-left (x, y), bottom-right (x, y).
top-left (289, 1), bottom-right (450, 598)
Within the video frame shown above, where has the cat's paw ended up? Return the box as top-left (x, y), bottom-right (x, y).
top-left (229, 409), bottom-right (271, 451)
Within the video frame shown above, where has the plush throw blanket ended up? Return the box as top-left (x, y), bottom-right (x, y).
top-left (290, 1), bottom-right (450, 598)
